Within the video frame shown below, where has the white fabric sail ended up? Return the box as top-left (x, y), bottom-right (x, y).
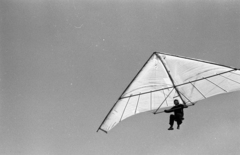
top-left (98, 52), bottom-right (240, 133)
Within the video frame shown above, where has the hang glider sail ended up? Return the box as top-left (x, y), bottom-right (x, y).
top-left (97, 52), bottom-right (240, 133)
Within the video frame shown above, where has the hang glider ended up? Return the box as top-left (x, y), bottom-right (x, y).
top-left (97, 52), bottom-right (240, 133)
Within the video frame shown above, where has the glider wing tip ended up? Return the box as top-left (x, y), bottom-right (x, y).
top-left (97, 128), bottom-right (108, 134)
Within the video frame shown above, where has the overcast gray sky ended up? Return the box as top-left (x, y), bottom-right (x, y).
top-left (0, 0), bottom-right (240, 155)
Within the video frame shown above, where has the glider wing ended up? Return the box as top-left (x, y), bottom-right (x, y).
top-left (97, 52), bottom-right (240, 133)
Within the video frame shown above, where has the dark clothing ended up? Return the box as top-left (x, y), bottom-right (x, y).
top-left (169, 114), bottom-right (183, 126)
top-left (165, 104), bottom-right (185, 116)
top-left (165, 104), bottom-right (186, 127)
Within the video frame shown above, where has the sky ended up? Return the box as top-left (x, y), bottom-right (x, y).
top-left (0, 0), bottom-right (240, 155)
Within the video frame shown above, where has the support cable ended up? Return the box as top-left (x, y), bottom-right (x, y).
top-left (162, 90), bottom-right (168, 106)
top-left (155, 53), bottom-right (186, 105)
top-left (177, 91), bottom-right (195, 106)
top-left (154, 88), bottom-right (174, 114)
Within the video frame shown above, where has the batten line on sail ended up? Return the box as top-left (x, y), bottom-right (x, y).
top-left (175, 70), bottom-right (235, 89)
top-left (135, 94), bottom-right (141, 114)
top-left (120, 96), bottom-right (131, 122)
top-left (203, 77), bottom-right (227, 92)
top-left (190, 82), bottom-right (207, 99)
top-left (220, 75), bottom-right (240, 85)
